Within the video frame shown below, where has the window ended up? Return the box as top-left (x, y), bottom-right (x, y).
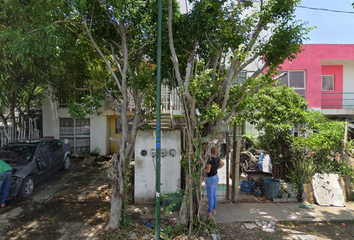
top-left (322, 75), bottom-right (334, 91)
top-left (279, 71), bottom-right (306, 98)
top-left (58, 83), bottom-right (90, 108)
top-left (231, 71), bottom-right (249, 86)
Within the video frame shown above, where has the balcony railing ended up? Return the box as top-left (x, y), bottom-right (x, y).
top-left (321, 92), bottom-right (354, 109)
top-left (135, 85), bottom-right (183, 114)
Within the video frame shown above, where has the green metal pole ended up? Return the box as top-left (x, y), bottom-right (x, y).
top-left (155, 0), bottom-right (162, 239)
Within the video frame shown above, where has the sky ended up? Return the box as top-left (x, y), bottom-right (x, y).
top-left (296, 0), bottom-right (354, 44)
top-left (178, 0), bottom-right (354, 44)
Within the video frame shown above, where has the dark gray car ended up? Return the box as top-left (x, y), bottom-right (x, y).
top-left (0, 138), bottom-right (71, 198)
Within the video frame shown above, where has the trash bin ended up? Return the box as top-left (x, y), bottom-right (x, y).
top-left (241, 180), bottom-right (254, 194)
top-left (264, 177), bottom-right (280, 200)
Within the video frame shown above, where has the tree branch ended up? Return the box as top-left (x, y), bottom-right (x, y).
top-left (111, 43), bottom-right (124, 77)
top-left (167, 0), bottom-right (182, 88)
top-left (220, 60), bottom-right (237, 111)
top-left (79, 15), bottom-right (123, 93)
top-left (89, 2), bottom-right (95, 31)
top-left (184, 41), bottom-right (197, 103)
top-left (54, 20), bottom-right (91, 42)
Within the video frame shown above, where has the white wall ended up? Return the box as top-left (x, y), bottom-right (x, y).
top-left (134, 130), bottom-right (181, 204)
top-left (42, 90), bottom-right (109, 155)
top-left (321, 59), bottom-right (354, 109)
top-left (245, 121), bottom-right (259, 137)
top-left (42, 89), bottom-right (59, 138)
top-left (342, 60), bottom-right (354, 109)
top-left (90, 115), bottom-right (108, 155)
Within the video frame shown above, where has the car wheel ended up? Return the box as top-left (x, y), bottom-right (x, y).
top-left (61, 155), bottom-right (70, 171)
top-left (18, 176), bottom-right (34, 198)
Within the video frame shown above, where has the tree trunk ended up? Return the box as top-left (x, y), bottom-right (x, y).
top-left (10, 92), bottom-right (17, 141)
top-left (231, 122), bottom-right (237, 202)
top-left (225, 133), bottom-right (230, 200)
top-left (106, 153), bottom-right (124, 230)
top-left (234, 140), bottom-right (241, 202)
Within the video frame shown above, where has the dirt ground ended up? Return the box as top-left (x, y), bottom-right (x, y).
top-left (1, 156), bottom-right (354, 240)
top-left (1, 156), bottom-right (112, 240)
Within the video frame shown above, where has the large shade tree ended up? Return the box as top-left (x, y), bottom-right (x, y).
top-left (247, 85), bottom-right (310, 164)
top-left (53, 0), bottom-right (165, 229)
top-left (0, 0), bottom-right (95, 139)
top-left (167, 0), bottom-right (310, 230)
top-left (0, 0), bottom-right (61, 137)
top-left (1, 0), bottom-right (158, 230)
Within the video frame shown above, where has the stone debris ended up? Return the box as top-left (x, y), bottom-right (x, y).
top-left (244, 223), bottom-right (257, 230)
top-left (244, 221), bottom-right (276, 232)
top-left (262, 224), bottom-right (275, 233)
top-left (261, 220), bottom-right (268, 226)
top-left (255, 221), bottom-right (263, 227)
top-left (244, 221), bottom-right (318, 239)
top-left (284, 234), bottom-right (317, 240)
top-left (142, 235), bottom-right (151, 240)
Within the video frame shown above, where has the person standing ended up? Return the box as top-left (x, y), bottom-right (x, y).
top-left (0, 160), bottom-right (12, 207)
top-left (205, 146), bottom-right (225, 218)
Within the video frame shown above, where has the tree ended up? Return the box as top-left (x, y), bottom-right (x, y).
top-left (53, 0), bottom-right (160, 229)
top-left (248, 85), bottom-right (310, 163)
top-left (167, 0), bottom-right (310, 231)
top-left (0, 0), bottom-right (98, 141)
top-left (0, 0), bottom-right (57, 136)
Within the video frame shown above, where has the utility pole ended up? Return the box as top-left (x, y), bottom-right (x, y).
top-left (155, 0), bottom-right (162, 239)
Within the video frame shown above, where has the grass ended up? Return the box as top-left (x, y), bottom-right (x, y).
top-left (254, 230), bottom-right (278, 240)
top-left (282, 221), bottom-right (293, 227)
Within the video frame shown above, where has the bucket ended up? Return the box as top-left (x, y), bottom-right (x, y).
top-left (264, 177), bottom-right (280, 200)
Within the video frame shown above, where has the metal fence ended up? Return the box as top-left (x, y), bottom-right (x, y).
top-left (321, 92), bottom-right (354, 109)
top-left (0, 117), bottom-right (40, 147)
top-left (208, 135), bottom-right (298, 204)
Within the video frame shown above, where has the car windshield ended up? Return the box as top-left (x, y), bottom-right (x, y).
top-left (0, 145), bottom-right (37, 163)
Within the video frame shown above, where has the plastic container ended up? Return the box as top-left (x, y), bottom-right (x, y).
top-left (264, 177), bottom-right (280, 200)
top-left (241, 180), bottom-right (254, 194)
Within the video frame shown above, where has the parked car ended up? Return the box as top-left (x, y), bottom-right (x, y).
top-left (0, 138), bottom-right (71, 198)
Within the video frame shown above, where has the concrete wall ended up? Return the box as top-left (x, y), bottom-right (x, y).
top-left (90, 115), bottom-right (108, 155)
top-left (343, 60), bottom-right (354, 91)
top-left (42, 90), bottom-right (109, 155)
top-left (134, 130), bottom-right (181, 204)
top-left (42, 90), bottom-right (59, 138)
top-left (321, 65), bottom-right (343, 109)
top-left (341, 60), bottom-right (354, 109)
top-left (280, 44), bottom-right (354, 109)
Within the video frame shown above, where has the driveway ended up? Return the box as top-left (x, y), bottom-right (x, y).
top-left (0, 156), bottom-right (111, 240)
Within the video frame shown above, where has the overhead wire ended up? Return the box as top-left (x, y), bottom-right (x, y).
top-left (297, 5), bottom-right (354, 15)
top-left (251, 0), bottom-right (354, 15)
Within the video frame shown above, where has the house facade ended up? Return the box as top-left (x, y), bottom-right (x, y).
top-left (279, 44), bottom-right (354, 119)
top-left (41, 85), bottom-right (183, 203)
top-left (41, 85), bottom-right (181, 156)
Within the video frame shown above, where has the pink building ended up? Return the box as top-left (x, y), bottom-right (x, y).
top-left (279, 44), bottom-right (354, 118)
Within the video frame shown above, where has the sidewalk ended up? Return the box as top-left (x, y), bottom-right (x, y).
top-left (214, 201), bottom-right (354, 223)
top-left (127, 201), bottom-right (354, 223)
